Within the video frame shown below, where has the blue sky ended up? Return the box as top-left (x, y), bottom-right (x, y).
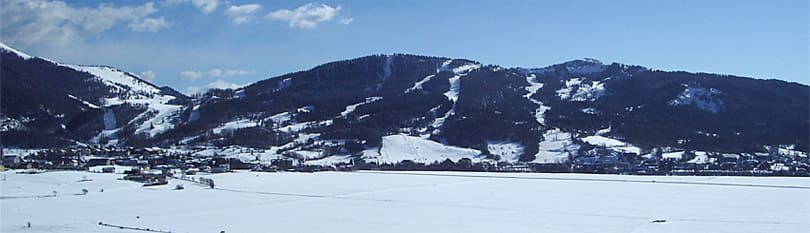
top-left (2, 0), bottom-right (807, 94)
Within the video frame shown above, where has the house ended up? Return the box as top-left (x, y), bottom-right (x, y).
top-left (114, 158), bottom-right (138, 166)
top-left (124, 170), bottom-right (168, 186)
top-left (718, 154), bottom-right (740, 163)
top-left (86, 157), bottom-right (114, 166)
top-left (2, 154), bottom-right (23, 167)
top-left (211, 164), bottom-right (230, 173)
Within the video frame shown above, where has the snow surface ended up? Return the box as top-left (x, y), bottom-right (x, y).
top-left (405, 74), bottom-right (436, 93)
top-left (429, 72), bottom-right (464, 133)
top-left (130, 103), bottom-right (184, 137)
top-left (533, 128), bottom-right (580, 163)
top-left (360, 147), bottom-right (382, 161)
top-left (66, 95), bottom-right (100, 109)
top-left (212, 119), bottom-right (259, 134)
top-left (234, 89), bottom-right (246, 98)
top-left (774, 145), bottom-right (808, 158)
top-left (182, 146), bottom-right (281, 162)
top-left (341, 97), bottom-right (382, 117)
top-left (669, 84), bottom-right (724, 113)
top-left (0, 148), bottom-right (42, 157)
top-left (290, 150), bottom-right (325, 160)
top-left (303, 155), bottom-right (352, 166)
top-left (2, 170), bottom-right (808, 233)
top-left (580, 107), bottom-right (599, 115)
top-left (444, 76), bottom-right (462, 102)
top-left (596, 126), bottom-right (612, 136)
top-left (557, 78), bottom-right (606, 102)
top-left (188, 105), bottom-right (200, 122)
top-left (65, 65), bottom-right (161, 95)
top-left (523, 74), bottom-right (550, 125)
top-left (581, 135), bottom-right (641, 154)
top-left (64, 64), bottom-right (182, 138)
top-left (277, 120), bottom-right (333, 133)
top-left (430, 64), bottom-right (480, 134)
top-left (380, 134), bottom-right (481, 164)
top-left (4, 43), bottom-right (182, 139)
top-left (266, 111), bottom-right (292, 123)
top-left (662, 151), bottom-right (686, 160)
top-left (687, 151), bottom-right (713, 164)
top-left (452, 64), bottom-right (481, 74)
top-left (487, 141), bottom-right (524, 161)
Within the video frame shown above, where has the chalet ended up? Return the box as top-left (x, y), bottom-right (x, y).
top-left (211, 164), bottom-right (231, 173)
top-left (101, 167), bottom-right (115, 173)
top-left (184, 168), bottom-right (199, 175)
top-left (3, 154), bottom-right (23, 167)
top-left (124, 170), bottom-right (168, 186)
top-left (114, 158), bottom-right (139, 166)
top-left (718, 154), bottom-right (740, 163)
top-left (86, 157), bottom-right (114, 166)
top-left (271, 158), bottom-right (296, 170)
top-left (228, 158), bottom-right (253, 170)
top-left (497, 163), bottom-right (532, 172)
top-left (573, 156), bottom-right (619, 166)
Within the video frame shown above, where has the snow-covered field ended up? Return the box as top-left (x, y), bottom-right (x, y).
top-left (1, 170), bottom-right (808, 233)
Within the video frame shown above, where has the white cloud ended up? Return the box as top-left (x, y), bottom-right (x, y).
top-left (339, 17), bottom-right (354, 25)
top-left (179, 68), bottom-right (255, 80)
top-left (265, 3), bottom-right (345, 29)
top-left (222, 69), bottom-right (255, 76)
top-left (130, 17), bottom-right (171, 32)
top-left (184, 86), bottom-right (202, 96)
top-left (183, 79), bottom-right (242, 95)
top-left (225, 4), bottom-right (262, 24)
top-left (165, 0), bottom-right (220, 14)
top-left (207, 79), bottom-right (242, 89)
top-left (0, 0), bottom-right (167, 47)
top-left (140, 70), bottom-right (157, 82)
top-left (179, 71), bottom-right (204, 80)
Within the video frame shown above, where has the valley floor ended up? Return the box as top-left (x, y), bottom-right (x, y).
top-left (1, 170), bottom-right (808, 233)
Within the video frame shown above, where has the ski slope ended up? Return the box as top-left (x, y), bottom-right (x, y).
top-left (1, 170), bottom-right (808, 233)
top-left (380, 134), bottom-right (481, 164)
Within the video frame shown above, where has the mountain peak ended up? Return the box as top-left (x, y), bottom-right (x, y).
top-left (569, 58), bottom-right (603, 65)
top-left (527, 58), bottom-right (609, 75)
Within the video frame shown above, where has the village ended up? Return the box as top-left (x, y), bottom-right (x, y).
top-left (3, 144), bottom-right (808, 182)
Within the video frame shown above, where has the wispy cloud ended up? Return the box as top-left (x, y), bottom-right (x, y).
top-left (184, 79), bottom-right (242, 95)
top-left (130, 17), bottom-right (171, 32)
top-left (225, 4), bottom-right (262, 24)
top-left (164, 0), bottom-right (220, 14)
top-left (206, 79), bottom-right (242, 89)
top-left (179, 68), bottom-right (255, 80)
top-left (184, 86), bottom-right (201, 96)
top-left (265, 3), bottom-right (346, 29)
top-left (179, 71), bottom-right (205, 80)
top-left (0, 0), bottom-right (168, 47)
top-left (339, 17), bottom-right (354, 25)
top-left (140, 70), bottom-right (157, 82)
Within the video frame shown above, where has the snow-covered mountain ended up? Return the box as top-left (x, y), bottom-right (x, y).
top-left (1, 42), bottom-right (188, 147)
top-left (2, 45), bottom-right (807, 165)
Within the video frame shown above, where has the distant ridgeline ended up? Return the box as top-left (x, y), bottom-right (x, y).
top-left (1, 43), bottom-right (807, 165)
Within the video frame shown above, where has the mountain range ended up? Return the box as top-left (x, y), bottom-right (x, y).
top-left (1, 43), bottom-right (807, 164)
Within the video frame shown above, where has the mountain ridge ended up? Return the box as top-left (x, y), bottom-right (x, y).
top-left (1, 44), bottom-right (807, 165)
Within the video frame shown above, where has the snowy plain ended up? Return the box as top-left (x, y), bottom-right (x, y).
top-left (1, 170), bottom-right (808, 233)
